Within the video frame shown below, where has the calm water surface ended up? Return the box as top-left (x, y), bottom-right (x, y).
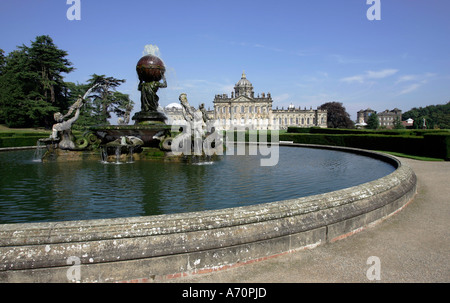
top-left (0, 147), bottom-right (395, 224)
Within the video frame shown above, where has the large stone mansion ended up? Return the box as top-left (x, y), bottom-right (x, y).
top-left (356, 108), bottom-right (403, 129)
top-left (164, 72), bottom-right (327, 130)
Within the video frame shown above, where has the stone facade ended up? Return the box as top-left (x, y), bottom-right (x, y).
top-left (164, 72), bottom-right (327, 130)
top-left (213, 72), bottom-right (327, 130)
top-left (378, 108), bottom-right (402, 128)
top-left (357, 108), bottom-right (402, 129)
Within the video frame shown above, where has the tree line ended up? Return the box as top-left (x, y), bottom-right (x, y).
top-left (0, 35), bottom-right (133, 129)
top-left (402, 102), bottom-right (450, 129)
top-left (318, 101), bottom-right (449, 130)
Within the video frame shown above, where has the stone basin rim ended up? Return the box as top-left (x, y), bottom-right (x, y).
top-left (0, 144), bottom-right (407, 244)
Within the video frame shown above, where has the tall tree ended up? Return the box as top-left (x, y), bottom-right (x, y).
top-left (28, 35), bottom-right (74, 109)
top-left (83, 74), bottom-right (133, 125)
top-left (318, 102), bottom-right (354, 128)
top-left (0, 48), bottom-right (59, 127)
top-left (0, 49), bottom-right (6, 123)
top-left (0, 48), bottom-right (5, 74)
top-left (0, 36), bottom-right (73, 127)
top-left (393, 116), bottom-right (405, 129)
top-left (366, 113), bottom-right (380, 129)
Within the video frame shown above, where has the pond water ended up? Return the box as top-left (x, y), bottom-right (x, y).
top-left (0, 146), bottom-right (395, 224)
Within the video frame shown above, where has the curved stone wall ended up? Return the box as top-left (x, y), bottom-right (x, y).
top-left (0, 145), bottom-right (417, 282)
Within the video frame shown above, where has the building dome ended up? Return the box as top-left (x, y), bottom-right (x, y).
top-left (236, 71), bottom-right (252, 87)
top-left (165, 102), bottom-right (182, 109)
top-left (234, 71), bottom-right (254, 97)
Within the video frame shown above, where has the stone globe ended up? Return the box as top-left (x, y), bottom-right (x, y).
top-left (136, 54), bottom-right (166, 82)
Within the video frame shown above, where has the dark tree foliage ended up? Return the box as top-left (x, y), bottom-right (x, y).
top-left (366, 112), bottom-right (380, 130)
top-left (318, 102), bottom-right (354, 129)
top-left (0, 48), bottom-right (5, 74)
top-left (83, 74), bottom-right (133, 126)
top-left (0, 35), bottom-right (133, 129)
top-left (402, 102), bottom-right (450, 129)
top-left (0, 35), bottom-right (73, 128)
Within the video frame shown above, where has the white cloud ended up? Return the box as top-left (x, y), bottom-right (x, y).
top-left (394, 72), bottom-right (436, 95)
top-left (395, 75), bottom-right (418, 84)
top-left (398, 83), bottom-right (422, 95)
top-left (273, 93), bottom-right (290, 103)
top-left (341, 75), bottom-right (365, 84)
top-left (366, 69), bottom-right (398, 79)
top-left (395, 72), bottom-right (435, 84)
top-left (341, 69), bottom-right (398, 84)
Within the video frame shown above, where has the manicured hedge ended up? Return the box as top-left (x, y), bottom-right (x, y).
top-left (423, 133), bottom-right (450, 160)
top-left (279, 133), bottom-right (449, 160)
top-left (0, 131), bottom-right (50, 148)
top-left (289, 126), bottom-right (449, 136)
top-left (284, 127), bottom-right (450, 160)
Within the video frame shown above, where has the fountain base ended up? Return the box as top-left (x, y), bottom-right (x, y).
top-left (90, 124), bottom-right (175, 148)
top-left (132, 111), bottom-right (167, 125)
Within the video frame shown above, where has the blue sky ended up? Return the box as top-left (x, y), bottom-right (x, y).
top-left (1, 0), bottom-right (449, 121)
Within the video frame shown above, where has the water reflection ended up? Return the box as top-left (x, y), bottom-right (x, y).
top-left (0, 147), bottom-right (395, 224)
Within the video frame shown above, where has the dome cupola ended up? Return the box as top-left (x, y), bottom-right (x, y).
top-left (234, 71), bottom-right (254, 98)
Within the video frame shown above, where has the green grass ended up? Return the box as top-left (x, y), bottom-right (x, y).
top-left (374, 151), bottom-right (445, 161)
top-left (0, 124), bottom-right (51, 148)
top-left (0, 124), bottom-right (51, 134)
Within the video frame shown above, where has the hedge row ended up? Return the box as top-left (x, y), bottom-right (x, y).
top-left (0, 135), bottom-right (49, 148)
top-left (0, 132), bottom-right (50, 138)
top-left (278, 133), bottom-right (450, 160)
top-left (287, 126), bottom-right (450, 137)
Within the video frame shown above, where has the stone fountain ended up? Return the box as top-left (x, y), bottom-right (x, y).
top-left (39, 53), bottom-right (222, 163)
